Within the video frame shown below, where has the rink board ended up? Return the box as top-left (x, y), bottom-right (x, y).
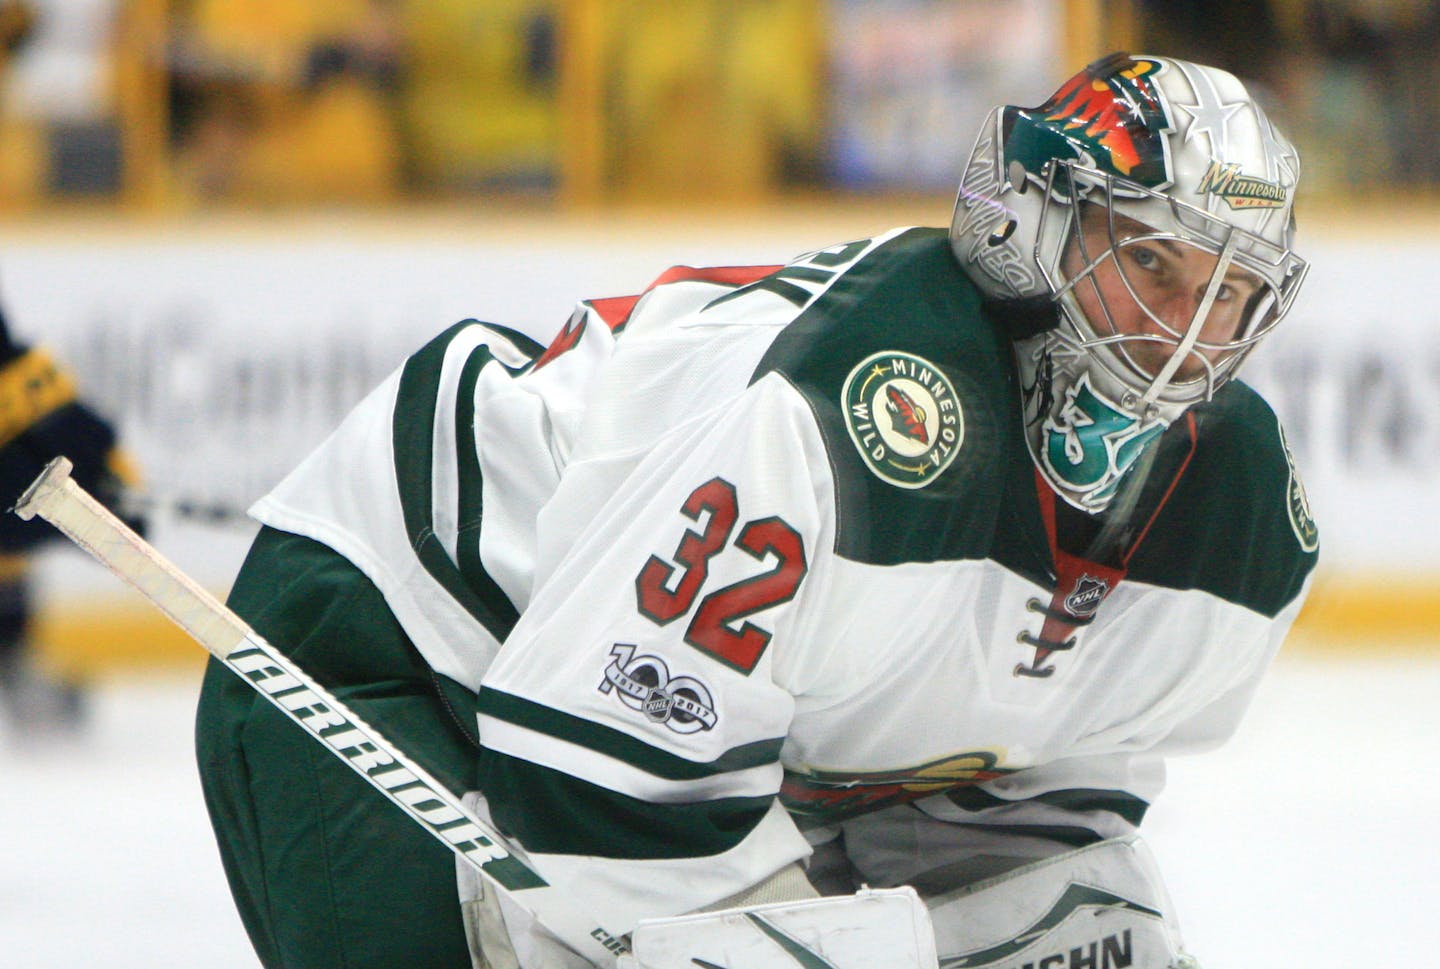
top-left (0, 203), bottom-right (1435, 672)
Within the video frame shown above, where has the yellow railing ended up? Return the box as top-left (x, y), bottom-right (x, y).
top-left (8, 1), bottom-right (1435, 213)
top-left (3, 0), bottom-right (1154, 212)
top-left (113, 0), bottom-right (168, 208)
top-left (33, 0), bottom-right (1434, 212)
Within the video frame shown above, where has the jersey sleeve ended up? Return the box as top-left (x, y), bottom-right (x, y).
top-left (475, 371), bottom-right (836, 933)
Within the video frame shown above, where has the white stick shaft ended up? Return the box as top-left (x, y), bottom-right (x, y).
top-left (17, 459), bottom-right (249, 660)
top-left (14, 457), bottom-right (629, 966)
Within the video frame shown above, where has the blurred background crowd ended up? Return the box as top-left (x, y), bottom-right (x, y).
top-left (0, 0), bottom-right (1436, 718)
top-left (0, 0), bottom-right (1434, 212)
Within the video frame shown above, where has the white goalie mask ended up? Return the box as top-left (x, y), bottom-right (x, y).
top-left (950, 53), bottom-right (1308, 512)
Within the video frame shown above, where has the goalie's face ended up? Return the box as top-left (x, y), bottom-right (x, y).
top-left (1060, 204), bottom-right (1264, 385)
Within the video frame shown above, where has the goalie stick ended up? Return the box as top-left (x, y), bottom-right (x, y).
top-left (13, 456), bottom-right (630, 967)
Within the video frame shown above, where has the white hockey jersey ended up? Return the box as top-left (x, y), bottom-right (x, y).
top-left (252, 227), bottom-right (1318, 939)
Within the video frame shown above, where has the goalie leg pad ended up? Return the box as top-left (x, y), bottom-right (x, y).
top-left (926, 836), bottom-right (1198, 969)
top-left (455, 791), bottom-right (595, 969)
top-left (621, 886), bottom-right (940, 969)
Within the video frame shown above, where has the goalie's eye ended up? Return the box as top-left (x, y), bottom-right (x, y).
top-left (1129, 245), bottom-right (1160, 271)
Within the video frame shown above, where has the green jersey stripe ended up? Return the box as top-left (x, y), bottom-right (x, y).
top-left (480, 746), bottom-right (774, 859)
top-left (474, 320), bottom-right (547, 361)
top-left (478, 687), bottom-right (784, 780)
top-left (946, 785), bottom-right (1150, 827)
top-left (451, 343), bottom-right (523, 632)
top-left (454, 346), bottom-right (487, 589)
top-left (393, 323), bottom-right (519, 643)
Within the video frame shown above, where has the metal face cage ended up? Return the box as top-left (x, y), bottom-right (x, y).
top-left (1032, 161), bottom-right (1309, 415)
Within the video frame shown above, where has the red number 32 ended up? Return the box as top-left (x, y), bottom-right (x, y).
top-left (635, 478), bottom-right (807, 674)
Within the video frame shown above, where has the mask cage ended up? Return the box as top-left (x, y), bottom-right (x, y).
top-left (1032, 161), bottom-right (1308, 410)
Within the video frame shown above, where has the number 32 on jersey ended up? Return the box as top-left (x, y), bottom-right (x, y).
top-left (634, 477), bottom-right (807, 674)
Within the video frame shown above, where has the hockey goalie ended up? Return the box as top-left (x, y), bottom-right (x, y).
top-left (191, 52), bottom-right (1315, 968)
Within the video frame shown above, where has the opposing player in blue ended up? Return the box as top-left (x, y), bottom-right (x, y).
top-left (0, 299), bottom-right (143, 729)
top-left (198, 53), bottom-right (1315, 968)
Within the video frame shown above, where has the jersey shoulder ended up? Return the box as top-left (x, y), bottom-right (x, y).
top-left (1128, 381), bottom-right (1319, 615)
top-left (750, 227), bottom-right (1030, 566)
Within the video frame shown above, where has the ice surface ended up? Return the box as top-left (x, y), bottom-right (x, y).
top-left (2, 652), bottom-right (1436, 967)
top-left (1144, 651), bottom-right (1440, 966)
top-left (0, 672), bottom-right (256, 968)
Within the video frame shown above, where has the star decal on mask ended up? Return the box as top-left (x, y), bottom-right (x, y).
top-left (1256, 110), bottom-right (1299, 187)
top-left (1174, 61), bottom-right (1248, 165)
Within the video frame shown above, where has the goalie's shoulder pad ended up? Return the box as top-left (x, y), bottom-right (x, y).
top-left (928, 836), bottom-right (1198, 969)
top-left (621, 886), bottom-right (939, 969)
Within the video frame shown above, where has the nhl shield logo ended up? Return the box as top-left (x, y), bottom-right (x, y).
top-left (842, 351), bottom-right (964, 489)
top-left (643, 692), bottom-right (674, 721)
top-left (1064, 574), bottom-right (1110, 618)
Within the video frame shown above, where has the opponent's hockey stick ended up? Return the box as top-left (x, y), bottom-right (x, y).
top-left (13, 457), bottom-right (630, 967)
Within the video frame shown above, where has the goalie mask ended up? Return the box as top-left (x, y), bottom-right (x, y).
top-left (950, 52), bottom-right (1308, 512)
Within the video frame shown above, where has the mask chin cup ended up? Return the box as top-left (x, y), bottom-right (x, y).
top-left (1015, 332), bottom-right (1175, 515)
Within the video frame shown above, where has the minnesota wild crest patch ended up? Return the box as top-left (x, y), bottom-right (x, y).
top-left (842, 351), bottom-right (964, 488)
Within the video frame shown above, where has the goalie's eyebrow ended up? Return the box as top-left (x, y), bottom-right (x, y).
top-left (1109, 214), bottom-right (1262, 289)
